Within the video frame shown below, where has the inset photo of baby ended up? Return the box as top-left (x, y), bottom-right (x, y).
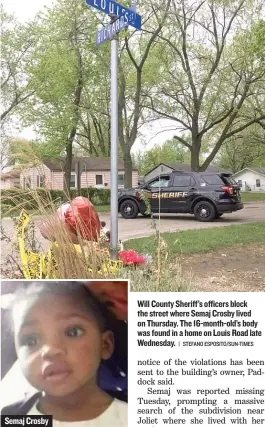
top-left (1, 280), bottom-right (128, 426)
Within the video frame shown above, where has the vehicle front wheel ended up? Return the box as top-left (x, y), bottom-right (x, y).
top-left (193, 201), bottom-right (216, 222)
top-left (120, 200), bottom-right (139, 219)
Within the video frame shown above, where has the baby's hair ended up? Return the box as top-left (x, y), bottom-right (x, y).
top-left (12, 281), bottom-right (116, 333)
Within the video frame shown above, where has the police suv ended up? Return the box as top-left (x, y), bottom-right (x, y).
top-left (118, 172), bottom-right (243, 221)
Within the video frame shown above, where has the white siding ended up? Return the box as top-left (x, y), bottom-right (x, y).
top-left (233, 170), bottom-right (265, 192)
top-left (20, 165), bottom-right (53, 189)
top-left (81, 170), bottom-right (139, 189)
top-left (108, 170), bottom-right (139, 189)
top-left (132, 171), bottom-right (138, 188)
top-left (18, 164), bottom-right (139, 190)
top-left (1, 177), bottom-right (21, 189)
top-left (51, 171), bottom-right (64, 190)
top-left (81, 171), bottom-right (108, 188)
top-left (1, 178), bottom-right (10, 189)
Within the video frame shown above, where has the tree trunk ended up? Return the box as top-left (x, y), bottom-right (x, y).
top-left (124, 149), bottom-right (132, 188)
top-left (65, 140), bottom-right (73, 194)
top-left (64, 45), bottom-right (83, 193)
top-left (190, 141), bottom-right (200, 171)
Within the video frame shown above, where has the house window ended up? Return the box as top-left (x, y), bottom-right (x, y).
top-left (70, 173), bottom-right (77, 188)
top-left (237, 180), bottom-right (242, 187)
top-left (95, 174), bottom-right (103, 185)
top-left (256, 179), bottom-right (261, 188)
top-left (118, 173), bottom-right (125, 187)
top-left (23, 177), bottom-right (31, 189)
top-left (37, 175), bottom-right (45, 188)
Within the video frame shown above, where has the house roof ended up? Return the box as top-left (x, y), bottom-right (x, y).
top-left (233, 167), bottom-right (265, 177)
top-left (43, 157), bottom-right (138, 172)
top-left (144, 162), bottom-right (231, 176)
top-left (0, 170), bottom-right (21, 180)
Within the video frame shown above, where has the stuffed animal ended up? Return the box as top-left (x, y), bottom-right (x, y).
top-left (40, 197), bottom-right (101, 243)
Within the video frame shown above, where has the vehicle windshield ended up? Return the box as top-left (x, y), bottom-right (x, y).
top-left (149, 177), bottom-right (170, 188)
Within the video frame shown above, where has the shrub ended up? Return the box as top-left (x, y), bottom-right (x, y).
top-left (1, 187), bottom-right (111, 212)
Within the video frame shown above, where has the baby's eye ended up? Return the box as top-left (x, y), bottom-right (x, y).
top-left (65, 326), bottom-right (84, 338)
top-left (21, 335), bottom-right (39, 348)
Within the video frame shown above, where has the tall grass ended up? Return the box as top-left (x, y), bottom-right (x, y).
top-left (1, 186), bottom-right (118, 279)
top-left (1, 161), bottom-right (191, 290)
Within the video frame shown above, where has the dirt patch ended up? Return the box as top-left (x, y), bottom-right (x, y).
top-left (181, 243), bottom-right (265, 292)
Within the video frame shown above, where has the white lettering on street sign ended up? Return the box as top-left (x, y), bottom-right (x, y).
top-left (86, 0), bottom-right (141, 30)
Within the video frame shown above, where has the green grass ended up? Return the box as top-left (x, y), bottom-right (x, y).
top-left (125, 222), bottom-right (265, 258)
top-left (1, 207), bottom-right (39, 218)
top-left (241, 192), bottom-right (265, 202)
top-left (95, 205), bottom-right (110, 213)
top-left (1, 204), bottom-right (111, 218)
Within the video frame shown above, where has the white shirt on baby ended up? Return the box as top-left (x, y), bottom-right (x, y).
top-left (27, 399), bottom-right (128, 427)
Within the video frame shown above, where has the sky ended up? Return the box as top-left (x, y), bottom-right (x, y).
top-left (2, 0), bottom-right (177, 153)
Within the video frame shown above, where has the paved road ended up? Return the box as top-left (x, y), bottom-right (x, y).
top-left (114, 202), bottom-right (265, 240)
top-left (1, 203), bottom-right (264, 258)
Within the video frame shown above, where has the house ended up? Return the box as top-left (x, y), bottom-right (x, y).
top-left (19, 157), bottom-right (139, 190)
top-left (144, 162), bottom-right (231, 182)
top-left (0, 170), bottom-right (21, 190)
top-left (233, 168), bottom-right (265, 191)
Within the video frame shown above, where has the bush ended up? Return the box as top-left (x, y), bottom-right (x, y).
top-left (1, 187), bottom-right (111, 212)
top-left (68, 188), bottom-right (110, 205)
top-left (1, 189), bottom-right (51, 211)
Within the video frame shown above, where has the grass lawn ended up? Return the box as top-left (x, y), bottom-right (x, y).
top-left (125, 222), bottom-right (265, 258)
top-left (95, 205), bottom-right (110, 213)
top-left (1, 204), bottom-right (111, 218)
top-left (241, 192), bottom-right (265, 202)
top-left (1, 207), bottom-right (40, 218)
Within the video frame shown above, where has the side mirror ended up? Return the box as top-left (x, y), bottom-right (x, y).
top-left (143, 183), bottom-right (150, 190)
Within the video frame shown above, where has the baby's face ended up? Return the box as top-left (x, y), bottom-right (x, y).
top-left (13, 294), bottom-right (113, 397)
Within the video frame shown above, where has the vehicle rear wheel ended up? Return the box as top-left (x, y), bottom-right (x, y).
top-left (193, 201), bottom-right (216, 222)
top-left (120, 200), bottom-right (139, 219)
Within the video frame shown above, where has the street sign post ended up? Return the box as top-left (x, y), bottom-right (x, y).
top-left (96, 0), bottom-right (137, 45)
top-left (96, 15), bottom-right (128, 46)
top-left (110, 23), bottom-right (118, 259)
top-left (86, 0), bottom-right (141, 30)
top-left (86, 0), bottom-right (140, 258)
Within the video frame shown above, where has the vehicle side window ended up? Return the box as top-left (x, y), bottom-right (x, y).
top-left (202, 175), bottom-right (224, 185)
top-left (149, 176), bottom-right (170, 188)
top-left (173, 175), bottom-right (194, 187)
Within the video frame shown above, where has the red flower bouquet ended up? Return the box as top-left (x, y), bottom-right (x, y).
top-left (119, 249), bottom-right (147, 266)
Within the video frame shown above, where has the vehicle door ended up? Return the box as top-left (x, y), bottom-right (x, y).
top-left (167, 174), bottom-right (197, 213)
top-left (146, 175), bottom-right (171, 213)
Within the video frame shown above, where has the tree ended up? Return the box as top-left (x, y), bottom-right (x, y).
top-left (218, 127), bottom-right (265, 173)
top-left (117, 0), bottom-right (172, 187)
top-left (2, 1), bottom-right (172, 189)
top-left (1, 8), bottom-right (36, 171)
top-left (0, 137), bottom-right (11, 171)
top-left (1, 8), bottom-right (35, 122)
top-left (133, 139), bottom-right (189, 175)
top-left (147, 0), bottom-right (265, 171)
top-left (19, 0), bottom-right (109, 190)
